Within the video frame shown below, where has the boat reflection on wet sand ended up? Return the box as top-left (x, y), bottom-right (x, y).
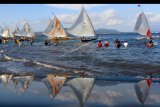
top-left (1, 73), bottom-right (160, 107)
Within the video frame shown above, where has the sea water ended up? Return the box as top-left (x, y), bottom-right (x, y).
top-left (0, 33), bottom-right (160, 106)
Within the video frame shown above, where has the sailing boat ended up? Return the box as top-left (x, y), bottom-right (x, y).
top-left (67, 5), bottom-right (97, 42)
top-left (134, 5), bottom-right (152, 40)
top-left (49, 15), bottom-right (69, 43)
top-left (44, 14), bottom-right (69, 44)
top-left (1, 27), bottom-right (14, 38)
top-left (20, 22), bottom-right (35, 39)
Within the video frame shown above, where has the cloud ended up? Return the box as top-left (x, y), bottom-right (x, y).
top-left (148, 13), bottom-right (160, 23)
top-left (31, 8), bottom-right (124, 31)
top-left (55, 9), bottom-right (124, 30)
top-left (45, 4), bottom-right (108, 11)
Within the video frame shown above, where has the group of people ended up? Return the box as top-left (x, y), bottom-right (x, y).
top-left (0, 37), bottom-right (9, 44)
top-left (0, 37), bottom-right (34, 46)
top-left (98, 40), bottom-right (109, 47)
top-left (44, 40), bottom-right (51, 46)
top-left (44, 38), bottom-right (59, 46)
top-left (97, 39), bottom-right (128, 48)
top-left (97, 38), bottom-right (154, 48)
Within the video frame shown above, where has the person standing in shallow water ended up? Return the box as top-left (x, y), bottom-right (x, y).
top-left (114, 38), bottom-right (121, 48)
top-left (146, 39), bottom-right (153, 48)
top-left (97, 41), bottom-right (102, 48)
top-left (104, 41), bottom-right (109, 47)
top-left (44, 40), bottom-right (48, 46)
top-left (124, 41), bottom-right (128, 48)
top-left (30, 39), bottom-right (34, 45)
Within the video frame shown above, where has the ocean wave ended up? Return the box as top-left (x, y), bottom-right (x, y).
top-left (2, 55), bottom-right (91, 73)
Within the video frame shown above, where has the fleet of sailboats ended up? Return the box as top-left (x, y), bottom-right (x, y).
top-left (0, 4), bottom-right (159, 106)
top-left (43, 5), bottom-right (97, 43)
top-left (0, 22), bottom-right (35, 44)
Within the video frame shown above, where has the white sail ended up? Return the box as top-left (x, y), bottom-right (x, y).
top-left (66, 78), bottom-right (95, 107)
top-left (134, 79), bottom-right (151, 104)
top-left (67, 6), bottom-right (96, 38)
top-left (43, 18), bottom-right (54, 36)
top-left (43, 17), bottom-right (55, 38)
top-left (42, 75), bottom-right (67, 98)
top-left (1, 28), bottom-right (14, 38)
top-left (134, 12), bottom-right (152, 38)
top-left (49, 15), bottom-right (68, 39)
top-left (20, 22), bottom-right (35, 38)
top-left (13, 26), bottom-right (21, 36)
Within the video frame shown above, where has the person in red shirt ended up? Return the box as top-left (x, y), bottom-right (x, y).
top-left (98, 41), bottom-right (102, 47)
top-left (104, 41), bottom-right (109, 47)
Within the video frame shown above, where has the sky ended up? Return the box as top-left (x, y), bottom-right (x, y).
top-left (0, 4), bottom-right (160, 32)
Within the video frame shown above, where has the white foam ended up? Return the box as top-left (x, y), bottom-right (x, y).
top-left (4, 55), bottom-right (64, 70)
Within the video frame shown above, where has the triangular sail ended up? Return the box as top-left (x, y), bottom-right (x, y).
top-left (67, 6), bottom-right (96, 37)
top-left (66, 78), bottom-right (95, 107)
top-left (14, 26), bottom-right (20, 34)
top-left (20, 22), bottom-right (35, 38)
top-left (13, 26), bottom-right (21, 36)
top-left (42, 75), bottom-right (67, 98)
top-left (1, 28), bottom-right (14, 38)
top-left (49, 16), bottom-right (68, 39)
top-left (134, 79), bottom-right (151, 104)
top-left (44, 18), bottom-right (54, 35)
top-left (134, 12), bottom-right (152, 39)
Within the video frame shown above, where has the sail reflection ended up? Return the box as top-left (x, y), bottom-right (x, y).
top-left (0, 74), bottom-right (12, 86)
top-left (0, 73), bottom-right (160, 107)
top-left (42, 74), bottom-right (67, 98)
